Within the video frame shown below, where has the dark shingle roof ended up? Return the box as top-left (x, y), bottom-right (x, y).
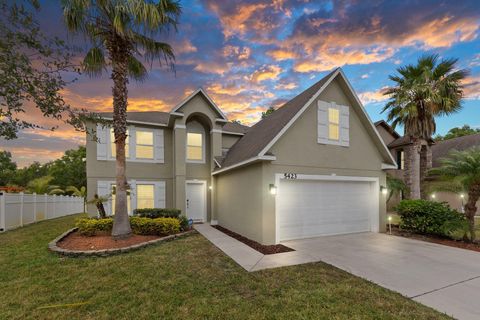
top-left (432, 133), bottom-right (480, 167)
top-left (374, 120), bottom-right (400, 139)
top-left (222, 122), bottom-right (250, 134)
top-left (220, 69), bottom-right (338, 168)
top-left (99, 112), bottom-right (170, 125)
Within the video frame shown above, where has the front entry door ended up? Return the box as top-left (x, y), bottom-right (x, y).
top-left (186, 181), bottom-right (206, 222)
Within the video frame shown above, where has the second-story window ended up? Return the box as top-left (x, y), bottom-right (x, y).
top-left (187, 132), bottom-right (203, 162)
top-left (397, 150), bottom-right (405, 170)
top-left (136, 130), bottom-right (154, 159)
top-left (110, 128), bottom-right (129, 158)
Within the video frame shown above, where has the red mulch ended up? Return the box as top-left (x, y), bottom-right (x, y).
top-left (390, 226), bottom-right (480, 252)
top-left (213, 225), bottom-right (294, 255)
top-left (57, 231), bottom-right (160, 251)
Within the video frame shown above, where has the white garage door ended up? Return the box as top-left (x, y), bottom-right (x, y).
top-left (277, 178), bottom-right (378, 242)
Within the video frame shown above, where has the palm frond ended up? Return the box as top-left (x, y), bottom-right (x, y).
top-left (127, 56), bottom-right (147, 81)
top-left (83, 46), bottom-right (107, 77)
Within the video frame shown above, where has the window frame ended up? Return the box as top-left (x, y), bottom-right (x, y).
top-left (108, 128), bottom-right (130, 160)
top-left (135, 128), bottom-right (155, 160)
top-left (136, 183), bottom-right (155, 210)
top-left (106, 126), bottom-right (163, 163)
top-left (397, 149), bottom-right (405, 170)
top-left (186, 122), bottom-right (206, 164)
top-left (328, 106), bottom-right (340, 141)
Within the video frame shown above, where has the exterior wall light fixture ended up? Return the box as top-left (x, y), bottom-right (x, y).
top-left (380, 186), bottom-right (388, 195)
top-left (269, 184), bottom-right (277, 195)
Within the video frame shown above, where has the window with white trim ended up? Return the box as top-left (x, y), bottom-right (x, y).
top-left (136, 184), bottom-right (154, 209)
top-left (317, 100), bottom-right (350, 147)
top-left (186, 121), bottom-right (205, 163)
top-left (110, 128), bottom-right (129, 158)
top-left (328, 107), bottom-right (340, 141)
top-left (136, 130), bottom-right (154, 159)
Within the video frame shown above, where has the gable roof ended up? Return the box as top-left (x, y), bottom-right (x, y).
top-left (375, 120), bottom-right (400, 139)
top-left (216, 68), bottom-right (397, 174)
top-left (432, 133), bottom-right (480, 167)
top-left (222, 122), bottom-right (250, 135)
top-left (170, 88), bottom-right (228, 121)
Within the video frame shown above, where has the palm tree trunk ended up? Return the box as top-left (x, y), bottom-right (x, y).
top-left (109, 37), bottom-right (132, 239)
top-left (420, 143), bottom-right (432, 199)
top-left (404, 138), bottom-right (421, 199)
top-left (465, 184), bottom-right (480, 242)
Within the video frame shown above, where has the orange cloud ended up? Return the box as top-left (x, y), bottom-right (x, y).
top-left (267, 49), bottom-right (298, 61)
top-left (274, 82), bottom-right (298, 90)
top-left (463, 76), bottom-right (480, 99)
top-left (250, 65), bottom-right (283, 83)
top-left (223, 45), bottom-right (252, 60)
top-left (358, 87), bottom-right (389, 105)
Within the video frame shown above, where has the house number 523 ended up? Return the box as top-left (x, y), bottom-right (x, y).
top-left (284, 173), bottom-right (297, 180)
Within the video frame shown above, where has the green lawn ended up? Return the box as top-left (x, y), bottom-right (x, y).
top-left (0, 214), bottom-right (450, 320)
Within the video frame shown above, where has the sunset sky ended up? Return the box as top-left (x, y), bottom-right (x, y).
top-left (1, 0), bottom-right (480, 167)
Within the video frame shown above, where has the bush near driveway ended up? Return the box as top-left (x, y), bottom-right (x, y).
top-left (397, 199), bottom-right (468, 238)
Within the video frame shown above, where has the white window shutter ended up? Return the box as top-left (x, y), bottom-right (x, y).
top-left (96, 125), bottom-right (108, 160)
top-left (154, 181), bottom-right (166, 208)
top-left (154, 129), bottom-right (164, 163)
top-left (128, 126), bottom-right (136, 160)
top-left (340, 105), bottom-right (350, 147)
top-left (97, 181), bottom-right (111, 215)
top-left (317, 101), bottom-right (329, 144)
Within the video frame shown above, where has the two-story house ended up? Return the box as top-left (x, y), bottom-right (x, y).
top-left (86, 68), bottom-right (397, 245)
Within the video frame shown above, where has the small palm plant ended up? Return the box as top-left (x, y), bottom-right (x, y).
top-left (430, 147), bottom-right (480, 242)
top-left (67, 186), bottom-right (87, 213)
top-left (27, 176), bottom-right (62, 195)
top-left (386, 174), bottom-right (407, 203)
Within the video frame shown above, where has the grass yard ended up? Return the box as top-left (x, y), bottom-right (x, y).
top-left (0, 214), bottom-right (451, 320)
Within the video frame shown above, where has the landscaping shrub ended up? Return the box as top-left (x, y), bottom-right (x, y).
top-left (76, 217), bottom-right (181, 236)
top-left (76, 218), bottom-right (113, 236)
top-left (178, 215), bottom-right (190, 231)
top-left (130, 216), bottom-right (180, 236)
top-left (133, 208), bottom-right (181, 218)
top-left (396, 200), bottom-right (467, 238)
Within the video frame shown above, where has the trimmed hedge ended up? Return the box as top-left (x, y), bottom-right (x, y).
top-left (76, 217), bottom-right (181, 236)
top-left (130, 217), bottom-right (180, 236)
top-left (133, 208), bottom-right (181, 218)
top-left (397, 199), bottom-right (467, 237)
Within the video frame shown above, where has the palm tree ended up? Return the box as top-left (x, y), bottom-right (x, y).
top-left (27, 176), bottom-right (62, 195)
top-left (62, 0), bottom-right (181, 238)
top-left (382, 54), bottom-right (468, 199)
top-left (430, 147), bottom-right (480, 242)
top-left (386, 174), bottom-right (407, 203)
top-left (67, 186), bottom-right (87, 213)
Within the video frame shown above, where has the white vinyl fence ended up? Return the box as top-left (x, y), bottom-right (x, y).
top-left (0, 192), bottom-right (84, 232)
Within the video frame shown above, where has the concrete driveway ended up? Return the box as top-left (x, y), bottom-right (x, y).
top-left (283, 233), bottom-right (480, 320)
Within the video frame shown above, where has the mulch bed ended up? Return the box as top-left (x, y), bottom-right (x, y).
top-left (390, 225), bottom-right (480, 252)
top-left (57, 230), bottom-right (161, 251)
top-left (213, 225), bottom-right (294, 255)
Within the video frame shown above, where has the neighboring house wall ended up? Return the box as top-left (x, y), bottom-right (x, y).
top-left (222, 134), bottom-right (241, 150)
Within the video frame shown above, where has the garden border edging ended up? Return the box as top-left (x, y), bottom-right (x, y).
top-left (48, 228), bottom-right (196, 257)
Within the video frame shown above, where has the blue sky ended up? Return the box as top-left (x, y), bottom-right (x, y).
top-left (2, 0), bottom-right (480, 166)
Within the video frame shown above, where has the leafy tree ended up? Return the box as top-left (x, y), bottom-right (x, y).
top-left (261, 106), bottom-right (275, 119)
top-left (430, 147), bottom-right (480, 242)
top-left (386, 174), bottom-right (407, 203)
top-left (434, 125), bottom-right (480, 141)
top-left (48, 146), bottom-right (86, 189)
top-left (26, 175), bottom-right (61, 194)
top-left (383, 54), bottom-right (468, 199)
top-left (0, 0), bottom-right (95, 139)
top-left (0, 151), bottom-right (17, 185)
top-left (62, 0), bottom-right (181, 238)
top-left (12, 161), bottom-right (49, 187)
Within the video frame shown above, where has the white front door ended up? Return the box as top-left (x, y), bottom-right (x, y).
top-left (186, 181), bottom-right (206, 222)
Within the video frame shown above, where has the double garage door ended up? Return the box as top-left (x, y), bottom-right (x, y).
top-left (277, 177), bottom-right (378, 242)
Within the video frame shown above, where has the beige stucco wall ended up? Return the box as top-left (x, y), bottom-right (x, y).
top-left (215, 162), bottom-right (264, 242)
top-left (215, 78), bottom-right (389, 244)
top-left (221, 134), bottom-right (241, 149)
top-left (85, 122), bottom-right (174, 215)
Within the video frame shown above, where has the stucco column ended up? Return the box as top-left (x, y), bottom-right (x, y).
top-left (174, 125), bottom-right (186, 214)
top-left (210, 129), bottom-right (222, 223)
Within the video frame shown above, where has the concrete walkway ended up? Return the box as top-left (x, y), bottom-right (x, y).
top-left (195, 224), bottom-right (480, 320)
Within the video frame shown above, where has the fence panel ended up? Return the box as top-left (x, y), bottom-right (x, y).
top-left (0, 192), bottom-right (84, 231)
